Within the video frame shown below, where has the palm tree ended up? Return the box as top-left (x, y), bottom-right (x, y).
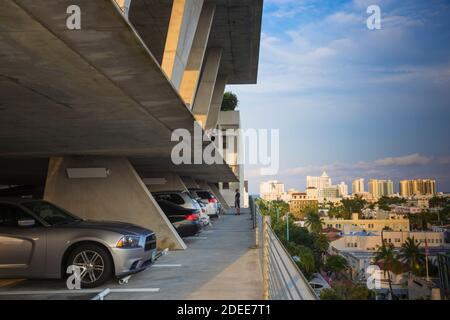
top-left (398, 237), bottom-right (425, 277)
top-left (305, 211), bottom-right (324, 233)
top-left (373, 241), bottom-right (399, 300)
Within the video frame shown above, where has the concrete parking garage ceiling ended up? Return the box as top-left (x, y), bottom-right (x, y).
top-left (0, 0), bottom-right (237, 183)
top-left (129, 0), bottom-right (263, 84)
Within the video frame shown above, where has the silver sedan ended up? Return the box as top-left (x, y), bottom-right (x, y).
top-left (0, 198), bottom-right (157, 288)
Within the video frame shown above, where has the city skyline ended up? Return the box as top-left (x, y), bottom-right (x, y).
top-left (258, 174), bottom-right (439, 196)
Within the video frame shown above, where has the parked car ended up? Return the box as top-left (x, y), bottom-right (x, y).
top-left (189, 189), bottom-right (219, 216)
top-left (152, 190), bottom-right (201, 211)
top-left (0, 198), bottom-right (157, 288)
top-left (194, 199), bottom-right (211, 226)
top-left (155, 199), bottom-right (201, 237)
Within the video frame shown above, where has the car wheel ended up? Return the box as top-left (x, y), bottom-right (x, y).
top-left (67, 244), bottom-right (113, 288)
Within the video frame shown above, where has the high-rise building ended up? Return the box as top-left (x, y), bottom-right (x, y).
top-left (259, 180), bottom-right (285, 201)
top-left (319, 186), bottom-right (340, 199)
top-left (338, 182), bottom-right (349, 197)
top-left (352, 178), bottom-right (365, 194)
top-left (306, 172), bottom-right (331, 191)
top-left (368, 179), bottom-right (394, 198)
top-left (399, 179), bottom-right (436, 197)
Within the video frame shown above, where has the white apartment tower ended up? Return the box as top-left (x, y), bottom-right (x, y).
top-left (306, 172), bottom-right (332, 191)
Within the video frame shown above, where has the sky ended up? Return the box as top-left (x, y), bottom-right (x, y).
top-left (227, 0), bottom-right (450, 194)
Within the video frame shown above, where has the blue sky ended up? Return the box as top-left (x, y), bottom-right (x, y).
top-left (227, 0), bottom-right (450, 194)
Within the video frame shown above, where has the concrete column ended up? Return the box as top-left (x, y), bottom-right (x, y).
top-left (192, 48), bottom-right (223, 127)
top-left (142, 172), bottom-right (188, 193)
top-left (162, 0), bottom-right (205, 89)
top-left (180, 176), bottom-right (200, 189)
top-left (44, 157), bottom-right (186, 250)
top-left (205, 75), bottom-right (227, 130)
top-left (179, 3), bottom-right (216, 107)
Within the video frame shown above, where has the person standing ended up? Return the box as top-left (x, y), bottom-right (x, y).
top-left (234, 189), bottom-right (241, 215)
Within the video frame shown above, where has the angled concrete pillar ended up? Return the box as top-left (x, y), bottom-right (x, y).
top-left (115, 0), bottom-right (131, 18)
top-left (180, 176), bottom-right (200, 189)
top-left (179, 3), bottom-right (216, 107)
top-left (142, 172), bottom-right (188, 193)
top-left (192, 48), bottom-right (223, 127)
top-left (207, 182), bottom-right (230, 210)
top-left (162, 0), bottom-right (205, 89)
top-left (205, 75), bottom-right (227, 130)
top-left (44, 157), bottom-right (186, 250)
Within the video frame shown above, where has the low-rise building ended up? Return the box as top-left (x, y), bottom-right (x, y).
top-left (393, 205), bottom-right (422, 214)
top-left (322, 213), bottom-right (410, 233)
top-left (330, 230), bottom-right (445, 252)
top-left (289, 192), bottom-right (319, 219)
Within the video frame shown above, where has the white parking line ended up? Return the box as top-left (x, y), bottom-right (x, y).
top-left (0, 288), bottom-right (160, 296)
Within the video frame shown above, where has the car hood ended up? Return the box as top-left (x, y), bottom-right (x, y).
top-left (60, 220), bottom-right (153, 236)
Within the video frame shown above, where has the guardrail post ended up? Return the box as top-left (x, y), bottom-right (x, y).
top-left (262, 215), bottom-right (271, 300)
top-left (255, 223), bottom-right (259, 248)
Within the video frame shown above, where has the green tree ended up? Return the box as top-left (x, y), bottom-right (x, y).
top-left (346, 284), bottom-right (373, 300)
top-left (398, 237), bottom-right (425, 276)
top-left (324, 255), bottom-right (348, 277)
top-left (377, 196), bottom-right (406, 210)
top-left (373, 241), bottom-right (401, 300)
top-left (291, 244), bottom-right (316, 279)
top-left (319, 288), bottom-right (342, 300)
top-left (429, 196), bottom-right (449, 208)
top-left (221, 92), bottom-right (238, 111)
top-left (304, 211), bottom-right (324, 233)
top-left (328, 205), bottom-right (347, 219)
top-left (323, 282), bottom-right (373, 300)
top-left (341, 195), bottom-right (367, 216)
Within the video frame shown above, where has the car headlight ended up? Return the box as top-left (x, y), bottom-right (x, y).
top-left (116, 235), bottom-right (141, 249)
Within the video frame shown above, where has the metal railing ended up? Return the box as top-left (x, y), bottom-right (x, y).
top-left (250, 198), bottom-right (318, 300)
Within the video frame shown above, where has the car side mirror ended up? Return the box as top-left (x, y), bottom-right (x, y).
top-left (18, 218), bottom-right (36, 227)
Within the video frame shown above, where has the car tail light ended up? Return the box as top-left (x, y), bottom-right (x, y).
top-left (208, 198), bottom-right (217, 203)
top-left (185, 214), bottom-right (199, 221)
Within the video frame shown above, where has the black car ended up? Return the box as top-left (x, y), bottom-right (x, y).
top-left (156, 199), bottom-right (201, 237)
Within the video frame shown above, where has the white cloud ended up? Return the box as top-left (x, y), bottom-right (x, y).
top-left (374, 153), bottom-right (431, 166)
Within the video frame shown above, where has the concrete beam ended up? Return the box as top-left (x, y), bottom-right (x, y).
top-left (143, 172), bottom-right (188, 193)
top-left (44, 156), bottom-right (186, 250)
top-left (205, 75), bottom-right (227, 130)
top-left (179, 3), bottom-right (216, 107)
top-left (192, 48), bottom-right (223, 127)
top-left (161, 0), bottom-right (205, 89)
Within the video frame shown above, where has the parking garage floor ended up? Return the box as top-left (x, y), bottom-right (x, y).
top-left (0, 209), bottom-right (263, 300)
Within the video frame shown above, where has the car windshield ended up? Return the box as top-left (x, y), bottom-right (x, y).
top-left (22, 201), bottom-right (82, 226)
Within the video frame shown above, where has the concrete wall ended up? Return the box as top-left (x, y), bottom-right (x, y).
top-left (44, 156), bottom-right (186, 250)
